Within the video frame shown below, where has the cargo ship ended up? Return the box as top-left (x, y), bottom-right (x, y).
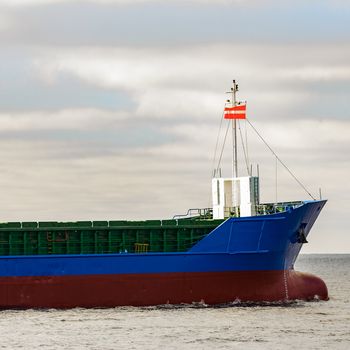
top-left (0, 81), bottom-right (327, 309)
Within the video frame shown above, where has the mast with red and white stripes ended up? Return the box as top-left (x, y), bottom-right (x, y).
top-left (224, 80), bottom-right (247, 179)
top-left (212, 81), bottom-right (258, 219)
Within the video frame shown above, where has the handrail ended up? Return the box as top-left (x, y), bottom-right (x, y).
top-left (223, 201), bottom-right (303, 217)
top-left (255, 201), bottom-right (303, 215)
top-left (173, 201), bottom-right (303, 220)
top-left (172, 208), bottom-right (213, 220)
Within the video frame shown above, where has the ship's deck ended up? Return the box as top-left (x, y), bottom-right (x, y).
top-left (0, 201), bottom-right (303, 257)
top-left (0, 218), bottom-right (223, 256)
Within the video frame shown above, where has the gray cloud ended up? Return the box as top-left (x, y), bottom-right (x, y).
top-left (31, 44), bottom-right (350, 122)
top-left (0, 0), bottom-right (301, 7)
top-left (1, 1), bottom-right (350, 46)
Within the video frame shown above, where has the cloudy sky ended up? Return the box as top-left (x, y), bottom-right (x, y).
top-left (0, 0), bottom-right (349, 253)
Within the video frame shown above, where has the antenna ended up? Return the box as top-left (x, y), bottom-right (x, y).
top-left (226, 80), bottom-right (239, 216)
top-left (226, 80), bottom-right (238, 178)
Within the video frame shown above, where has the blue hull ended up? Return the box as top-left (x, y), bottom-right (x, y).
top-left (0, 200), bottom-right (326, 277)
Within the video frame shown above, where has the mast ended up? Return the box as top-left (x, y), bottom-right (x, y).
top-left (232, 80), bottom-right (238, 178)
top-left (226, 80), bottom-right (239, 179)
top-left (229, 80), bottom-right (239, 216)
top-left (213, 81), bottom-right (262, 219)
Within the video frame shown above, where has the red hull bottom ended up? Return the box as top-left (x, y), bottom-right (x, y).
top-left (0, 270), bottom-right (328, 309)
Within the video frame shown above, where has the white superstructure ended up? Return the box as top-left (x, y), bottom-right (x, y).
top-left (212, 176), bottom-right (260, 219)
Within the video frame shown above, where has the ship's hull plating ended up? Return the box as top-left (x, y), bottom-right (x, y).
top-left (0, 270), bottom-right (327, 309)
top-left (0, 200), bottom-right (327, 308)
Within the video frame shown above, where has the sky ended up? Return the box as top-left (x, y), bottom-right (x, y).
top-left (0, 0), bottom-right (349, 253)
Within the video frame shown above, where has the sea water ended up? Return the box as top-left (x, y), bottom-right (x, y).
top-left (0, 255), bottom-right (349, 349)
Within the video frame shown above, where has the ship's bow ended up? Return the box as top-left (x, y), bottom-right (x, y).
top-left (284, 200), bottom-right (328, 300)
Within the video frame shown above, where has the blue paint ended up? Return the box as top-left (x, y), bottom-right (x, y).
top-left (0, 200), bottom-right (326, 278)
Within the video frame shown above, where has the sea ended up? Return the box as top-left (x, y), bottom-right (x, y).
top-left (0, 254), bottom-right (349, 350)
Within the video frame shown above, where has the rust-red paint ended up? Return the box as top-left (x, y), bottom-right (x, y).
top-left (0, 270), bottom-right (328, 309)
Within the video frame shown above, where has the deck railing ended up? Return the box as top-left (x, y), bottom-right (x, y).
top-left (173, 201), bottom-right (304, 220)
top-left (223, 201), bottom-right (303, 217)
top-left (254, 201), bottom-right (303, 215)
top-left (172, 208), bottom-right (213, 220)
